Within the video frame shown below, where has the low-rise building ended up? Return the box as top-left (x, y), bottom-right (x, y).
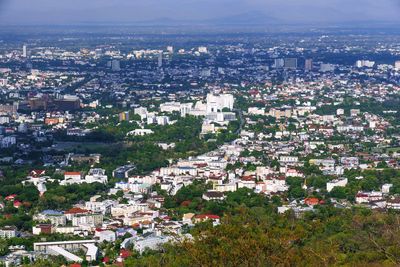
top-left (202, 191), bottom-right (225, 201)
top-left (327, 178), bottom-right (348, 192)
top-left (0, 226), bottom-right (17, 238)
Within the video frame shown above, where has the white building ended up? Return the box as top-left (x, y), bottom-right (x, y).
top-left (114, 181), bottom-right (151, 194)
top-left (33, 240), bottom-right (98, 263)
top-left (85, 199), bottom-right (117, 215)
top-left (356, 60), bottom-right (375, 68)
top-left (85, 168), bottom-right (108, 184)
top-left (336, 109), bottom-right (345, 116)
top-left (395, 61), bottom-right (400, 70)
top-left (279, 156), bottom-right (298, 164)
top-left (0, 226), bottom-right (17, 238)
top-left (214, 183), bottom-right (237, 192)
top-left (111, 60), bottom-right (121, 71)
top-left (326, 178), bottom-right (348, 192)
top-left (387, 198), bottom-right (400, 210)
top-left (237, 180), bottom-right (256, 189)
top-left (156, 116), bottom-right (170, 126)
top-left (127, 129), bottom-right (154, 136)
top-left (255, 179), bottom-right (288, 194)
top-left (355, 191), bottom-right (383, 204)
top-left (0, 116), bottom-right (10, 124)
top-left (206, 93), bottom-right (234, 113)
top-left (247, 107), bottom-right (265, 116)
top-left (133, 236), bottom-right (172, 254)
top-left (61, 172), bottom-right (82, 185)
top-left (72, 214), bottom-right (103, 228)
top-left (96, 230), bottom-right (116, 243)
top-left (198, 46), bottom-right (208, 53)
top-left (134, 107), bottom-right (148, 120)
top-left (382, 184), bottom-right (393, 194)
top-left (340, 157), bottom-right (359, 169)
top-left (1, 136), bottom-right (16, 148)
top-left (320, 63), bottom-right (335, 72)
top-left (34, 210), bottom-right (67, 226)
top-left (160, 102), bottom-right (181, 113)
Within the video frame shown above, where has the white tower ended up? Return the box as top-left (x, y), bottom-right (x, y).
top-left (158, 53), bottom-right (163, 68)
top-left (22, 45), bottom-right (27, 58)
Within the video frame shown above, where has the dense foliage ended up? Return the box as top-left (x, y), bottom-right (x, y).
top-left (123, 207), bottom-right (400, 267)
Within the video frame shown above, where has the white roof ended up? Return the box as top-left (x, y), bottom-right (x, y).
top-left (83, 244), bottom-right (98, 260)
top-left (48, 246), bottom-right (83, 262)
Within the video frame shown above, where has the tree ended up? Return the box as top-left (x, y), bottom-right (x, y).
top-left (0, 239), bottom-right (9, 256)
top-left (377, 161), bottom-right (388, 169)
top-left (123, 208), bottom-right (400, 266)
top-left (329, 186), bottom-right (347, 199)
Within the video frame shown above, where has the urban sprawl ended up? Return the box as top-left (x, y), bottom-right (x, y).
top-left (1, 30), bottom-right (400, 266)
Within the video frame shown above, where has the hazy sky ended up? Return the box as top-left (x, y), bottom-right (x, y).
top-left (0, 0), bottom-right (399, 25)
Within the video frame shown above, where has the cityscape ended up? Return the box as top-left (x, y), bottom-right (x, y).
top-left (1, 1), bottom-right (400, 266)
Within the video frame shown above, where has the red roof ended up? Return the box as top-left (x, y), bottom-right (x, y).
top-left (120, 249), bottom-right (132, 259)
top-left (5, 194), bottom-right (17, 201)
top-left (304, 198), bottom-right (319, 206)
top-left (30, 170), bottom-right (46, 177)
top-left (194, 163), bottom-right (208, 168)
top-left (102, 257), bottom-right (110, 263)
top-left (64, 207), bottom-right (88, 214)
top-left (70, 264), bottom-right (81, 267)
top-left (241, 175), bottom-right (255, 181)
top-left (13, 200), bottom-right (22, 208)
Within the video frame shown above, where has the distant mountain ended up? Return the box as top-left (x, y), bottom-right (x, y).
top-left (125, 11), bottom-right (279, 27)
top-left (205, 11), bottom-right (279, 26)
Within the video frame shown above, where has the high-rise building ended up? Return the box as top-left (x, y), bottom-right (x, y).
top-left (320, 64), bottom-right (335, 72)
top-left (119, 111), bottom-right (130, 122)
top-left (305, 59), bottom-right (313, 71)
top-left (22, 45), bottom-right (27, 58)
top-left (158, 53), bottom-right (163, 68)
top-left (274, 58), bottom-right (284, 69)
top-left (206, 93), bottom-right (234, 113)
top-left (395, 61), bottom-right (400, 70)
top-left (355, 60), bottom-right (375, 68)
top-left (167, 46), bottom-right (174, 54)
top-left (200, 69), bottom-right (211, 78)
top-left (284, 58), bottom-right (298, 69)
top-left (111, 60), bottom-right (121, 71)
top-left (0, 78), bottom-right (7, 87)
top-left (198, 46), bottom-right (208, 53)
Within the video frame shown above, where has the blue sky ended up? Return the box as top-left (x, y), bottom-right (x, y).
top-left (0, 0), bottom-right (399, 25)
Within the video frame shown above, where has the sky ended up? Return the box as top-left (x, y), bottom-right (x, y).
top-left (0, 0), bottom-right (399, 26)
